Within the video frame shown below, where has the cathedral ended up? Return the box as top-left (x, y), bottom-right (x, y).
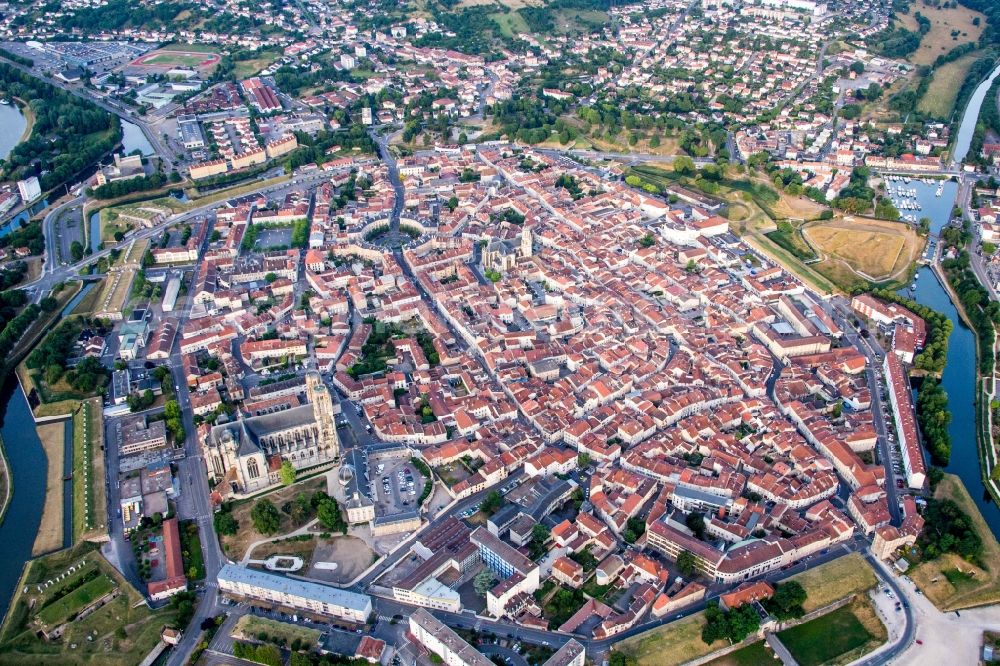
top-left (204, 371), bottom-right (340, 494)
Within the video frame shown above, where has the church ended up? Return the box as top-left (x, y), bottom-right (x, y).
top-left (482, 227), bottom-right (532, 274)
top-left (204, 371), bottom-right (340, 494)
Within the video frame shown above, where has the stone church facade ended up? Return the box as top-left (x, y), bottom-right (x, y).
top-left (204, 371), bottom-right (339, 494)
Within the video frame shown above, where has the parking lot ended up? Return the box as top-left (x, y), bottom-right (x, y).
top-left (369, 452), bottom-right (422, 517)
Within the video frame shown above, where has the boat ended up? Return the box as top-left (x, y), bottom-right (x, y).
top-left (0, 98), bottom-right (9, 106)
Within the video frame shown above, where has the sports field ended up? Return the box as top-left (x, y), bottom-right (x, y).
top-left (129, 48), bottom-right (221, 72)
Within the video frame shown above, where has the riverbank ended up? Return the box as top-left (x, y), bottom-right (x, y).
top-left (12, 96), bottom-right (33, 145)
top-left (909, 473), bottom-right (1000, 610)
top-left (0, 435), bottom-right (11, 529)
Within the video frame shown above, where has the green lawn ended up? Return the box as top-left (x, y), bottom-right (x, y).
top-left (36, 574), bottom-right (114, 626)
top-left (233, 615), bottom-right (321, 647)
top-left (179, 520), bottom-right (205, 580)
top-left (703, 641), bottom-right (776, 666)
top-left (776, 605), bottom-right (874, 666)
top-left (1, 542), bottom-right (178, 665)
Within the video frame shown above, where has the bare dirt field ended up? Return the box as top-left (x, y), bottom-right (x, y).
top-left (307, 536), bottom-right (375, 584)
top-left (896, 4), bottom-right (985, 66)
top-left (802, 216), bottom-right (922, 284)
top-left (764, 190), bottom-right (829, 221)
top-left (33, 422), bottom-right (65, 555)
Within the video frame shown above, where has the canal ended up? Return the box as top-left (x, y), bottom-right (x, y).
top-left (0, 377), bottom-right (48, 619)
top-left (952, 61), bottom-right (1000, 166)
top-left (904, 268), bottom-right (1000, 540)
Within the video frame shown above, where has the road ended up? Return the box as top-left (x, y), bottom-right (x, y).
top-left (164, 219), bottom-right (229, 666)
top-left (23, 170), bottom-right (334, 299)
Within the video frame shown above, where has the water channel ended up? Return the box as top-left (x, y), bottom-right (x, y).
top-left (952, 61), bottom-right (1000, 166)
top-left (0, 378), bottom-right (49, 618)
top-left (903, 268), bottom-right (1000, 539)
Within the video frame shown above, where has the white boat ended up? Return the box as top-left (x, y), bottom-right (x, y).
top-left (0, 98), bottom-right (9, 106)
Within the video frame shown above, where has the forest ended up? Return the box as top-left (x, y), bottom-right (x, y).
top-left (0, 63), bottom-right (119, 192)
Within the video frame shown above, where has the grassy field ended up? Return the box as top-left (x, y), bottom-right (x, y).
top-left (490, 11), bottom-right (530, 37)
top-left (460, 0), bottom-right (539, 8)
top-left (786, 552), bottom-right (879, 613)
top-left (232, 50), bottom-right (281, 79)
top-left (188, 175), bottom-right (291, 207)
top-left (703, 641), bottom-right (776, 666)
top-left (910, 473), bottom-right (1000, 610)
top-left (918, 53), bottom-right (981, 118)
top-left (616, 611), bottom-right (727, 666)
top-left (896, 4), bottom-right (985, 66)
top-left (0, 543), bottom-right (177, 665)
top-left (220, 476), bottom-right (326, 559)
top-left (33, 422), bottom-right (66, 556)
top-left (36, 573), bottom-right (114, 626)
top-left (143, 52), bottom-right (210, 67)
top-left (802, 216), bottom-right (921, 283)
top-left (777, 598), bottom-right (887, 666)
top-left (73, 398), bottom-right (105, 541)
top-left (233, 615), bottom-right (321, 646)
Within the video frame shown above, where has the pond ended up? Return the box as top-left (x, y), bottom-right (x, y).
top-left (0, 102), bottom-right (27, 161)
top-left (121, 120), bottom-right (154, 157)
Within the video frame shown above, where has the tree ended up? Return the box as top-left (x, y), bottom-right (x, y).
top-left (673, 155), bottom-right (696, 176)
top-left (214, 511), bottom-right (238, 536)
top-left (279, 460), bottom-right (296, 485)
top-left (480, 490), bottom-right (504, 515)
top-left (685, 511), bottom-right (706, 539)
top-left (702, 601), bottom-right (760, 644)
top-left (473, 568), bottom-right (496, 595)
top-left (639, 233), bottom-right (656, 248)
top-left (764, 581), bottom-right (807, 620)
top-left (317, 498), bottom-right (346, 533)
top-left (577, 452), bottom-right (591, 468)
top-left (250, 499), bottom-right (281, 535)
top-left (676, 550), bottom-right (697, 577)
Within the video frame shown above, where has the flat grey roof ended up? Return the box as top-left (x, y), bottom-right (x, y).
top-left (218, 563), bottom-right (371, 613)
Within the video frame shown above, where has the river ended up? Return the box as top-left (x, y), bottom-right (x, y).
top-left (0, 102), bottom-right (27, 162)
top-left (903, 269), bottom-right (1000, 540)
top-left (0, 378), bottom-right (48, 618)
top-left (952, 61), bottom-right (1000, 165)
